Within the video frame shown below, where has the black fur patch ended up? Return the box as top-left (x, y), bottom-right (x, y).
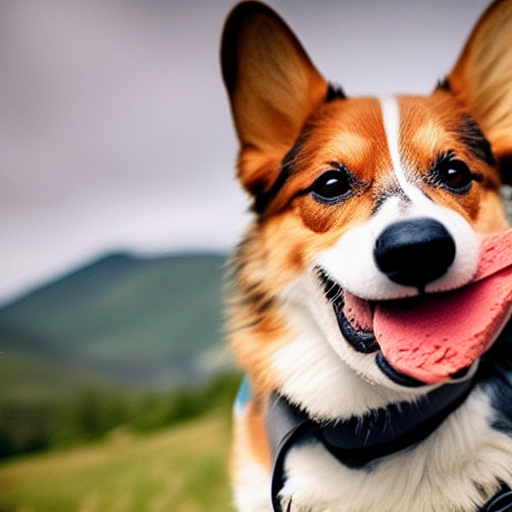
top-left (253, 127), bottom-right (311, 214)
top-left (436, 77), bottom-right (451, 92)
top-left (326, 83), bottom-right (346, 102)
top-left (477, 319), bottom-right (512, 434)
top-left (253, 167), bottom-right (293, 215)
top-left (458, 114), bottom-right (495, 167)
top-left (500, 155), bottom-right (512, 185)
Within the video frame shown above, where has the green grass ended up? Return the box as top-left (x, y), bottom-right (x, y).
top-left (0, 410), bottom-right (236, 512)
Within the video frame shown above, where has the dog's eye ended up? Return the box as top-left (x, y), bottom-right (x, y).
top-left (311, 169), bottom-right (352, 203)
top-left (437, 159), bottom-right (473, 193)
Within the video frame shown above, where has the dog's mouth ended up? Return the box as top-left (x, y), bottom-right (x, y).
top-left (318, 271), bottom-right (432, 387)
top-left (316, 229), bottom-right (512, 387)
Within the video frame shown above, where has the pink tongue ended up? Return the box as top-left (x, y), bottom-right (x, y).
top-left (373, 229), bottom-right (512, 385)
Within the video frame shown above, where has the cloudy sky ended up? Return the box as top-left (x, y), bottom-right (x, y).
top-left (1, 0), bottom-right (490, 302)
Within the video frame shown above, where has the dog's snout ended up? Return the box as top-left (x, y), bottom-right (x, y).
top-left (373, 218), bottom-right (456, 290)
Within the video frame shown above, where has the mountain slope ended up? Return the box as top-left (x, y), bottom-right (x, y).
top-left (0, 252), bottom-right (229, 397)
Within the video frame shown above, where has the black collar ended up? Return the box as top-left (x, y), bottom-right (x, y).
top-left (266, 378), bottom-right (474, 468)
top-left (264, 377), bottom-right (512, 512)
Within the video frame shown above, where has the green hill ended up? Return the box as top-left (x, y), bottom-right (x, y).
top-left (0, 252), bottom-right (229, 391)
top-left (0, 252), bottom-right (234, 455)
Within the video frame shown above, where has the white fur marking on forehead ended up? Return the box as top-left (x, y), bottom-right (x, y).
top-left (380, 96), bottom-right (426, 205)
top-left (380, 97), bottom-right (404, 184)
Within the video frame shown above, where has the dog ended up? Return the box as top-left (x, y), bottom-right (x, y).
top-left (221, 1), bottom-right (512, 511)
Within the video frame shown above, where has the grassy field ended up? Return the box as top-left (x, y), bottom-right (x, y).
top-left (0, 410), bottom-right (236, 512)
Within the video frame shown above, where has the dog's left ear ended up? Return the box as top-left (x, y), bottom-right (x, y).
top-left (447, 0), bottom-right (512, 184)
top-left (221, 1), bottom-right (328, 198)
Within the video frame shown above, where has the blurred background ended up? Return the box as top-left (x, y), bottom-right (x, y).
top-left (0, 1), bottom-right (503, 511)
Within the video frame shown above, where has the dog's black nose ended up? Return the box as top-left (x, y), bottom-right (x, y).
top-left (373, 218), bottom-right (456, 290)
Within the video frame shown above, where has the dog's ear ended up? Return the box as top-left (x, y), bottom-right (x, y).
top-left (221, 1), bottom-right (328, 197)
top-left (447, 0), bottom-right (512, 185)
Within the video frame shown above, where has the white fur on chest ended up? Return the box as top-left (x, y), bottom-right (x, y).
top-left (278, 389), bottom-right (512, 512)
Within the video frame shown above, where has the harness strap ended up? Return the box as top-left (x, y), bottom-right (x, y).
top-left (265, 397), bottom-right (312, 512)
top-left (481, 482), bottom-right (512, 512)
top-left (264, 379), bottom-right (512, 512)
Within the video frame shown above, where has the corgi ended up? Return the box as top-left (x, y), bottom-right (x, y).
top-left (221, 1), bottom-right (512, 511)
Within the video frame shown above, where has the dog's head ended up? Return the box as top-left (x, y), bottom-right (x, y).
top-left (222, 1), bottom-right (512, 419)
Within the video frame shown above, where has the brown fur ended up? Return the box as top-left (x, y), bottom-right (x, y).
top-left (222, 1), bottom-right (512, 510)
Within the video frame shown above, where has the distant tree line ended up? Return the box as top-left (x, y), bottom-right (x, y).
top-left (0, 371), bottom-right (242, 459)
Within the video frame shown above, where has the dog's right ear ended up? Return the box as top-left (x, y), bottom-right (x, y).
top-left (221, 1), bottom-right (328, 198)
top-left (447, 0), bottom-right (512, 185)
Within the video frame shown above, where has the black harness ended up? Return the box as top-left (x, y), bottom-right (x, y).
top-left (264, 380), bottom-right (512, 512)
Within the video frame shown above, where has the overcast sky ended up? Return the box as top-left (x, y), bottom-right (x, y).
top-left (1, 0), bottom-right (490, 303)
